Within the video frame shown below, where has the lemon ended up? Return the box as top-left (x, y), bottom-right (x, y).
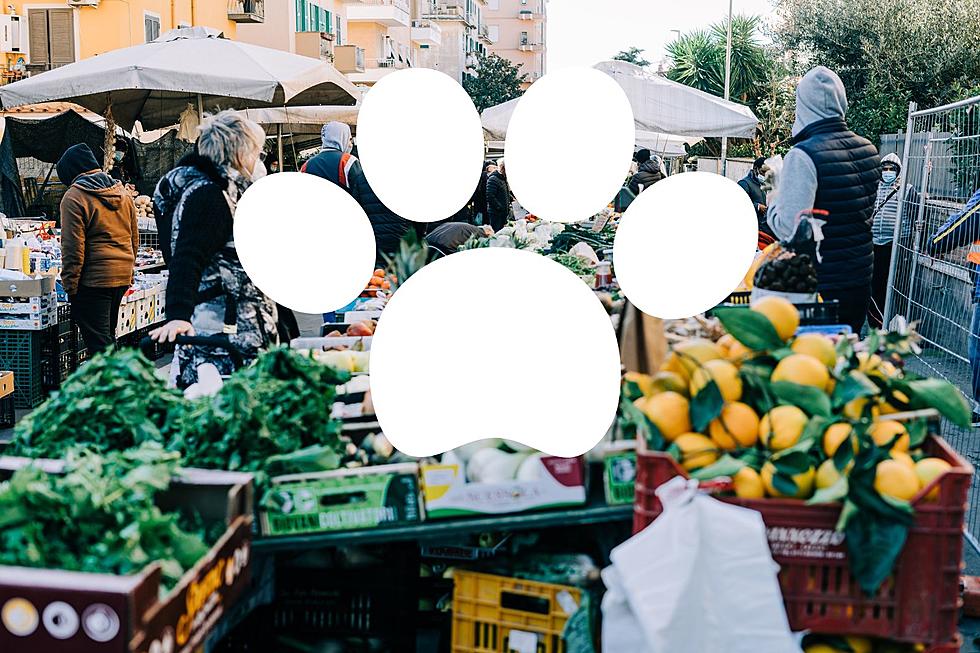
top-left (761, 461), bottom-right (815, 499)
top-left (803, 646), bottom-right (838, 653)
top-left (708, 402), bottom-right (760, 450)
top-left (822, 422), bottom-right (857, 457)
top-left (915, 457), bottom-right (952, 501)
top-left (843, 396), bottom-right (880, 421)
top-left (874, 458), bottom-right (920, 501)
top-left (650, 371), bottom-right (690, 397)
top-left (869, 420), bottom-right (910, 451)
top-left (669, 339), bottom-right (726, 380)
top-left (889, 450), bottom-right (916, 471)
top-left (690, 359), bottom-right (743, 402)
top-left (845, 637), bottom-right (873, 653)
top-left (638, 391), bottom-right (692, 442)
top-left (752, 296), bottom-right (800, 341)
top-left (623, 372), bottom-right (655, 397)
top-left (791, 333), bottom-right (838, 368)
top-left (879, 390), bottom-right (910, 415)
top-left (760, 405), bottom-right (809, 451)
top-left (726, 339), bottom-right (752, 363)
top-left (673, 433), bottom-right (719, 471)
top-left (717, 333), bottom-right (736, 353)
top-left (733, 467), bottom-right (765, 499)
top-left (857, 351), bottom-right (883, 373)
top-left (815, 458), bottom-right (846, 489)
top-left (771, 353), bottom-right (831, 390)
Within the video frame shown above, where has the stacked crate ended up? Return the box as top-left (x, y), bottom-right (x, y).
top-left (0, 278), bottom-right (57, 408)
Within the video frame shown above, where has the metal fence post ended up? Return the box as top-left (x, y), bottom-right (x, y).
top-left (884, 102), bottom-right (917, 326)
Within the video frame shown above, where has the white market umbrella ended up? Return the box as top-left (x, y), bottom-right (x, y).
top-left (238, 105), bottom-right (360, 170)
top-left (0, 27), bottom-right (360, 133)
top-left (594, 60), bottom-right (758, 139)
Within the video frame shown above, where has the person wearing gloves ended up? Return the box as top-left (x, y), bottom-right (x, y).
top-left (425, 222), bottom-right (493, 256)
top-left (739, 157), bottom-right (773, 239)
top-left (628, 149), bottom-right (666, 196)
top-left (57, 143), bottom-right (139, 354)
top-left (927, 186), bottom-right (980, 415)
top-left (150, 110), bottom-right (278, 388)
top-left (303, 121), bottom-right (413, 263)
top-left (767, 66), bottom-right (881, 334)
top-left (486, 158), bottom-right (514, 231)
top-left (868, 153), bottom-right (920, 328)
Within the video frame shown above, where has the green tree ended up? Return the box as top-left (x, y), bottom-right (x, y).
top-left (613, 47), bottom-right (651, 68)
top-left (775, 0), bottom-right (980, 139)
top-left (463, 53), bottom-right (527, 113)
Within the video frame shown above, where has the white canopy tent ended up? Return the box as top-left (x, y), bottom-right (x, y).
top-left (0, 27), bottom-right (360, 133)
top-left (238, 105), bottom-right (360, 170)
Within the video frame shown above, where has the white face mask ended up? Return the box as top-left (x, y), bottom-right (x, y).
top-left (251, 158), bottom-right (267, 181)
top-left (881, 170), bottom-right (897, 185)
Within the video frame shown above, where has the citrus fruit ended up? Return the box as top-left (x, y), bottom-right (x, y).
top-left (708, 402), bottom-right (760, 450)
top-left (889, 450), bottom-right (916, 471)
top-left (845, 637), bottom-right (872, 653)
top-left (915, 457), bottom-right (952, 501)
top-left (733, 467), bottom-right (765, 499)
top-left (673, 433), bottom-right (719, 471)
top-left (668, 339), bottom-right (726, 381)
top-left (791, 333), bottom-right (837, 368)
top-left (822, 422), bottom-right (857, 457)
top-left (690, 359), bottom-right (743, 402)
top-left (874, 458), bottom-right (920, 501)
top-left (842, 396), bottom-right (880, 421)
top-left (761, 461), bottom-right (815, 499)
top-left (857, 351), bottom-right (883, 373)
top-left (726, 339), bottom-right (752, 362)
top-left (879, 390), bottom-right (910, 415)
top-left (717, 333), bottom-right (736, 353)
top-left (760, 405), bottom-right (809, 451)
top-left (803, 645), bottom-right (837, 653)
top-left (815, 458), bottom-right (845, 489)
top-left (623, 372), bottom-right (655, 397)
top-left (638, 391), bottom-right (692, 442)
top-left (752, 295), bottom-right (800, 341)
top-left (771, 353), bottom-right (831, 390)
top-left (869, 420), bottom-right (910, 451)
top-left (650, 371), bottom-right (689, 397)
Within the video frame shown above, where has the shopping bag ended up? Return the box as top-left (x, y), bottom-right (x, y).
top-left (600, 566), bottom-right (652, 653)
top-left (603, 476), bottom-right (800, 653)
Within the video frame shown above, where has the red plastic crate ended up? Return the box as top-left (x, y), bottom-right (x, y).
top-left (632, 435), bottom-right (971, 648)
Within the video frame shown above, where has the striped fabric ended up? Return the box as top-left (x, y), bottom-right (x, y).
top-left (871, 182), bottom-right (901, 245)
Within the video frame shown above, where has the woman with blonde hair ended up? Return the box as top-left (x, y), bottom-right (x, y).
top-left (150, 110), bottom-right (278, 387)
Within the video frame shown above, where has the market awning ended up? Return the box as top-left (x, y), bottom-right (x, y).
top-left (237, 105), bottom-right (360, 136)
top-left (0, 27), bottom-right (360, 131)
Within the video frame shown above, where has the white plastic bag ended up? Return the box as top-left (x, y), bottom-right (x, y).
top-left (602, 476), bottom-right (801, 653)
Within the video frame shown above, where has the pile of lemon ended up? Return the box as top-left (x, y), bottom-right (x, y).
top-left (803, 635), bottom-right (923, 653)
top-left (627, 296), bottom-right (951, 502)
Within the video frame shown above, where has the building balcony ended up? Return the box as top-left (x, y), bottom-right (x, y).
top-left (228, 0), bottom-right (264, 23)
top-left (478, 24), bottom-right (492, 44)
top-left (519, 42), bottom-right (544, 52)
top-left (518, 10), bottom-right (544, 20)
top-left (423, 2), bottom-right (476, 27)
top-left (334, 44), bottom-right (365, 74)
top-left (346, 0), bottom-right (411, 27)
top-left (411, 20), bottom-right (442, 47)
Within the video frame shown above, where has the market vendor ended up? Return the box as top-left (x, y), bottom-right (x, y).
top-left (628, 149), bottom-right (666, 196)
top-left (766, 66), bottom-right (880, 334)
top-left (425, 222), bottom-right (492, 256)
top-left (57, 143), bottom-right (139, 355)
top-left (150, 111), bottom-right (279, 387)
top-left (738, 157), bottom-right (773, 239)
top-left (486, 159), bottom-right (514, 231)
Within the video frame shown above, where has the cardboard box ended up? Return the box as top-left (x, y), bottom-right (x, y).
top-left (0, 276), bottom-right (55, 298)
top-left (116, 304), bottom-right (137, 337)
top-left (602, 441), bottom-right (638, 506)
top-left (0, 293), bottom-right (54, 314)
top-left (0, 461), bottom-right (254, 653)
top-left (0, 310), bottom-right (53, 330)
top-left (260, 463), bottom-right (422, 536)
top-left (0, 371), bottom-right (14, 399)
top-left (420, 456), bottom-right (587, 519)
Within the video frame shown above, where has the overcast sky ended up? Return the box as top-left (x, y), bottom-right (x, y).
top-left (547, 0), bottom-right (778, 71)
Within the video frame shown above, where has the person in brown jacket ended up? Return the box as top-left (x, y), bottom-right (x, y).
top-left (57, 143), bottom-right (138, 354)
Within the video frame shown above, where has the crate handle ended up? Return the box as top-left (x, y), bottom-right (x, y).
top-left (500, 590), bottom-right (550, 615)
top-left (320, 491), bottom-right (367, 507)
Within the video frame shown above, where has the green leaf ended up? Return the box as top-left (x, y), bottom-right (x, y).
top-left (690, 454), bottom-right (746, 481)
top-left (808, 476), bottom-right (849, 505)
top-left (905, 378), bottom-right (972, 427)
top-left (771, 470), bottom-right (798, 496)
top-left (772, 450), bottom-right (812, 475)
top-left (620, 396), bottom-right (664, 451)
top-left (690, 379), bottom-right (724, 432)
top-left (906, 419), bottom-right (928, 449)
top-left (832, 431), bottom-right (855, 471)
top-left (621, 380), bottom-right (645, 402)
top-left (771, 381), bottom-right (832, 417)
top-left (836, 498), bottom-right (861, 531)
top-left (832, 371), bottom-right (881, 409)
top-left (844, 513), bottom-right (911, 595)
top-left (713, 306), bottom-right (786, 351)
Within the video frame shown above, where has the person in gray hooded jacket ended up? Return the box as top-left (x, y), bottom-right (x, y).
top-left (767, 66), bottom-right (880, 334)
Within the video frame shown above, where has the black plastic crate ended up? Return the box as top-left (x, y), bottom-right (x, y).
top-left (0, 395), bottom-right (14, 429)
top-left (57, 303), bottom-right (71, 323)
top-left (705, 299), bottom-right (840, 326)
top-left (0, 330), bottom-right (45, 409)
top-left (41, 325), bottom-right (75, 356)
top-left (42, 350), bottom-right (76, 391)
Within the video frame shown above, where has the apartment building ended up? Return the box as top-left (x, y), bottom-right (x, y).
top-left (0, 1), bottom-right (243, 76)
top-left (483, 0), bottom-right (545, 88)
top-left (422, 0), bottom-right (489, 84)
top-left (238, 0), bottom-right (345, 61)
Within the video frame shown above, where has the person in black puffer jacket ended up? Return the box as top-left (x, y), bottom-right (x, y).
top-left (767, 66), bottom-right (880, 334)
top-left (628, 149), bottom-right (665, 196)
top-left (303, 121), bottom-right (413, 264)
top-left (486, 159), bottom-right (513, 232)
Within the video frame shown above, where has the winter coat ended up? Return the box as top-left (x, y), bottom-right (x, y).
top-left (628, 159), bottom-right (665, 196)
top-left (486, 171), bottom-right (513, 231)
top-left (929, 187), bottom-right (980, 301)
top-left (738, 171), bottom-right (773, 237)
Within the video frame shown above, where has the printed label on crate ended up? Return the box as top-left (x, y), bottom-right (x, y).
top-left (766, 526), bottom-right (846, 560)
top-left (507, 629), bottom-right (539, 653)
top-left (260, 467), bottom-right (421, 536)
top-left (604, 452), bottom-right (637, 505)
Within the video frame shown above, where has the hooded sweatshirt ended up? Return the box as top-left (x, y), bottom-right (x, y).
top-left (58, 165), bottom-right (138, 296)
top-left (871, 152), bottom-right (908, 245)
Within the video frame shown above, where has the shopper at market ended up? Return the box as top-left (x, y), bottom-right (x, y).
top-left (486, 159), bottom-right (514, 231)
top-left (869, 153), bottom-right (920, 328)
top-left (425, 222), bottom-right (493, 256)
top-left (303, 121), bottom-right (413, 263)
top-left (927, 186), bottom-right (980, 413)
top-left (767, 66), bottom-right (880, 334)
top-left (149, 110), bottom-right (279, 388)
top-left (628, 149), bottom-right (666, 196)
top-left (470, 162), bottom-right (494, 226)
top-left (57, 143), bottom-right (139, 355)
top-left (739, 157), bottom-right (773, 239)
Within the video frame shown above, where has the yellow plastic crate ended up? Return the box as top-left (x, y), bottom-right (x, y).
top-left (451, 569), bottom-right (582, 653)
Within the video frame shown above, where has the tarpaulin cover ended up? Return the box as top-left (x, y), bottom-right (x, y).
top-left (132, 129), bottom-right (193, 196)
top-left (0, 132), bottom-right (24, 218)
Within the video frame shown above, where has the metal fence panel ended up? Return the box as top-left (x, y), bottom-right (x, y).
top-left (884, 99), bottom-right (980, 542)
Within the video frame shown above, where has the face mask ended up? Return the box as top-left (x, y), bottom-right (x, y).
top-left (882, 171), bottom-right (897, 185)
top-left (756, 172), bottom-right (766, 183)
top-left (251, 158), bottom-right (267, 181)
top-left (113, 151), bottom-right (124, 162)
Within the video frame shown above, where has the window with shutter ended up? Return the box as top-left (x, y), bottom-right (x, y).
top-left (28, 8), bottom-right (75, 71)
top-left (143, 14), bottom-right (161, 43)
top-left (27, 9), bottom-right (49, 68)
